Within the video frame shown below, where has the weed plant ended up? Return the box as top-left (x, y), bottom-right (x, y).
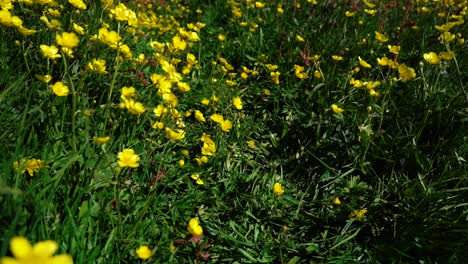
top-left (0, 0), bottom-right (467, 263)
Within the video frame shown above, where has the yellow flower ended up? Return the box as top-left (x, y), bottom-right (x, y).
top-left (226, 80), bottom-right (237, 86)
top-left (296, 34), bottom-right (305, 42)
top-left (349, 78), bottom-right (364, 88)
top-left (191, 173), bottom-right (204, 185)
top-left (194, 110), bottom-right (205, 122)
top-left (221, 120), bottom-right (232, 132)
top-left (331, 104), bottom-right (344, 114)
top-left (349, 209), bottom-right (368, 221)
top-left (313, 70), bottom-right (322, 79)
top-left (201, 98), bottom-right (210, 105)
top-left (177, 82), bottom-right (190, 92)
top-left (345, 11), bottom-right (355, 17)
top-left (210, 114), bottom-right (224, 124)
top-left (201, 134), bottom-right (216, 156)
top-left (40, 45), bottom-right (61, 60)
top-left (86, 59), bottom-right (108, 74)
top-left (423, 52), bottom-right (440, 64)
top-left (172, 35), bottom-right (186, 51)
top-left (398, 64), bottom-right (416, 81)
top-left (35, 74), bottom-right (53, 83)
top-left (135, 245), bottom-right (152, 260)
top-left (117, 149), bottom-right (140, 168)
top-left (92, 136), bottom-right (110, 145)
top-left (218, 34), bottom-right (226, 41)
top-left (69, 0), bottom-right (87, 9)
top-left (232, 96), bottom-right (243, 110)
top-left (14, 159), bottom-right (46, 176)
top-left (438, 51), bottom-right (454, 61)
top-left (72, 23), bottom-right (85, 35)
top-left (255, 1), bottom-right (265, 9)
top-left (374, 31), bottom-right (389, 43)
top-left (97, 28), bottom-right (122, 49)
top-left (387, 45), bottom-right (400, 55)
top-left (333, 198), bottom-right (341, 205)
top-left (270, 71), bottom-right (280, 84)
top-left (332, 55), bottom-right (343, 61)
top-left (195, 156), bottom-right (208, 165)
top-left (124, 99), bottom-right (145, 115)
top-left (165, 128), bottom-right (185, 141)
top-left (0, 236), bottom-right (73, 264)
top-left (152, 121), bottom-right (164, 130)
top-left (56, 32), bottom-right (80, 49)
top-left (187, 218), bottom-right (203, 236)
top-left (358, 56), bottom-right (372, 68)
top-left (51, 81), bottom-right (69, 96)
top-left (247, 140), bottom-right (256, 149)
top-left (294, 64), bottom-right (308, 79)
top-left (273, 182), bottom-right (284, 196)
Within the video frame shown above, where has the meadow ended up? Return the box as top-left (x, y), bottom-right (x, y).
top-left (0, 0), bottom-right (467, 263)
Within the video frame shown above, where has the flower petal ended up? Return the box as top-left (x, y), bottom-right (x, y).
top-left (10, 237), bottom-right (32, 259)
top-left (32, 240), bottom-right (58, 257)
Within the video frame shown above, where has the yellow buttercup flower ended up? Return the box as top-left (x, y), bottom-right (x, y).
top-left (166, 128), bottom-right (185, 141)
top-left (14, 159), bottom-right (46, 176)
top-left (72, 23), bottom-right (85, 35)
top-left (349, 209), bottom-right (368, 221)
top-left (69, 0), bottom-right (87, 9)
top-left (423, 52), bottom-right (440, 64)
top-left (97, 28), bottom-right (122, 49)
top-left (221, 120), bottom-right (232, 132)
top-left (187, 218), bottom-right (203, 236)
top-left (51, 81), bottom-right (69, 96)
top-left (273, 182), bottom-right (284, 196)
top-left (0, 236), bottom-right (73, 264)
top-left (92, 136), bottom-right (110, 145)
top-left (135, 245), bottom-right (152, 260)
top-left (358, 56), bottom-right (372, 68)
top-left (194, 110), bottom-right (205, 122)
top-left (232, 96), bottom-right (243, 110)
top-left (191, 173), bottom-right (204, 185)
top-left (398, 64), bottom-right (416, 81)
top-left (124, 99), bottom-right (145, 115)
top-left (332, 55), bottom-right (343, 61)
top-left (333, 198), bottom-right (341, 205)
top-left (86, 59), bottom-right (108, 74)
top-left (40, 45), bottom-right (61, 60)
top-left (117, 148), bottom-right (140, 168)
top-left (374, 31), bottom-right (388, 43)
top-left (200, 134), bottom-right (216, 156)
top-left (387, 45), bottom-right (400, 55)
top-left (56, 32), bottom-right (80, 49)
top-left (35, 74), bottom-right (53, 83)
top-left (331, 104), bottom-right (344, 114)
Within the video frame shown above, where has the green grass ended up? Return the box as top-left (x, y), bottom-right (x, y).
top-left (1, 0), bottom-right (467, 263)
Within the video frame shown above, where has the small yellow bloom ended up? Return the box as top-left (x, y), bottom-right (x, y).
top-left (124, 99), bottom-right (145, 115)
top-left (165, 128), bottom-right (185, 141)
top-left (358, 56), bottom-right (372, 68)
top-left (332, 55), bottom-right (343, 61)
top-left (191, 173), bottom-right (204, 185)
top-left (296, 34), bottom-right (305, 42)
top-left (56, 32), bottom-right (80, 49)
top-left (187, 218), bottom-right (203, 236)
top-left (374, 31), bottom-right (389, 43)
top-left (221, 120), bottom-right (232, 132)
top-left (86, 59), bottom-right (108, 74)
top-left (117, 149), bottom-right (140, 168)
top-left (1, 237), bottom-right (73, 264)
top-left (152, 121), bottom-right (164, 130)
top-left (247, 140), bottom-right (256, 149)
top-left (201, 98), bottom-right (210, 105)
top-left (331, 104), bottom-right (344, 114)
top-left (349, 209), bottom-right (368, 221)
top-left (423, 52), bottom-right (440, 64)
top-left (178, 159), bottom-right (185, 166)
top-left (387, 45), bottom-right (401, 55)
top-left (218, 34), bottom-right (226, 41)
top-left (333, 198), bottom-right (341, 205)
top-left (93, 136), bottom-right (110, 144)
top-left (398, 64), bottom-right (416, 81)
top-left (40, 45), bottom-right (61, 60)
top-left (210, 114), bottom-right (224, 124)
top-left (195, 156), bottom-right (208, 165)
top-left (194, 110), bottom-right (205, 122)
top-left (35, 74), bottom-right (53, 83)
top-left (438, 51), bottom-right (454, 61)
top-left (232, 96), bottom-right (243, 110)
top-left (69, 0), bottom-right (87, 9)
top-left (72, 23), bottom-right (85, 35)
top-left (51, 81), bottom-right (69, 96)
top-left (273, 182), bottom-right (284, 196)
top-left (136, 245), bottom-right (152, 260)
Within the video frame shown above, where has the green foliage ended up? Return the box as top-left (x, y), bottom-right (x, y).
top-left (1, 0), bottom-right (467, 263)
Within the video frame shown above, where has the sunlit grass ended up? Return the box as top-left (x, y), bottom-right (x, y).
top-left (1, 0), bottom-right (467, 263)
